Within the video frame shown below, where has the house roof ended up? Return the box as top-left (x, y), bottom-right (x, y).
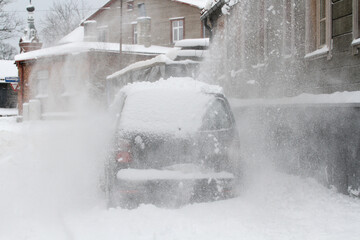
top-left (15, 42), bottom-right (172, 62)
top-left (58, 26), bottom-right (84, 45)
top-left (172, 0), bottom-right (209, 9)
top-left (0, 60), bottom-right (18, 81)
top-left (80, 0), bottom-right (116, 26)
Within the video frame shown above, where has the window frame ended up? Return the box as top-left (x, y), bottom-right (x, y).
top-left (304, 0), bottom-right (332, 60)
top-left (97, 26), bottom-right (109, 42)
top-left (282, 0), bottom-right (295, 58)
top-left (127, 0), bottom-right (134, 11)
top-left (132, 23), bottom-right (138, 44)
top-left (257, 0), bottom-right (267, 63)
top-left (35, 70), bottom-right (49, 98)
top-left (170, 18), bottom-right (185, 43)
top-left (352, 0), bottom-right (360, 53)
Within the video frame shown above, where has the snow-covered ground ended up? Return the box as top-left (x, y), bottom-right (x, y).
top-left (1, 116), bottom-right (360, 240)
top-left (0, 108), bottom-right (17, 116)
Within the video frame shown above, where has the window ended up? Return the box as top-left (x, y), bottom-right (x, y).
top-left (317, 0), bottom-right (327, 48)
top-left (283, 0), bottom-right (294, 57)
top-left (138, 3), bottom-right (146, 17)
top-left (127, 1), bottom-right (134, 10)
top-left (353, 0), bottom-right (360, 40)
top-left (132, 23), bottom-right (138, 44)
top-left (258, 0), bottom-right (266, 62)
top-left (305, 0), bottom-right (331, 59)
top-left (97, 26), bottom-right (109, 42)
top-left (201, 99), bottom-right (232, 131)
top-left (171, 19), bottom-right (184, 43)
top-left (36, 70), bottom-right (49, 98)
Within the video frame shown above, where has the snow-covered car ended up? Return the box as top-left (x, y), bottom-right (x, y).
top-left (105, 77), bottom-right (240, 208)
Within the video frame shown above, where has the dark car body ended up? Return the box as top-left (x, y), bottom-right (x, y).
top-left (105, 82), bottom-right (240, 208)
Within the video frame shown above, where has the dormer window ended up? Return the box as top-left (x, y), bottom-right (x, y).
top-left (127, 1), bottom-right (134, 10)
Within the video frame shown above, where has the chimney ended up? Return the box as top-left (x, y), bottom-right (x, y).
top-left (83, 20), bottom-right (97, 42)
top-left (19, 0), bottom-right (42, 53)
top-left (136, 3), bottom-right (151, 48)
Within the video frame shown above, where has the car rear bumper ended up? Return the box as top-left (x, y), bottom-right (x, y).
top-left (112, 177), bottom-right (235, 208)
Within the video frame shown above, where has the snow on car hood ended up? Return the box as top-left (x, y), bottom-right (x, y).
top-left (117, 77), bottom-right (223, 135)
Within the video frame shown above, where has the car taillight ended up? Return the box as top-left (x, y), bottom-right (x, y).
top-left (116, 139), bottom-right (132, 163)
top-left (116, 151), bottom-right (132, 163)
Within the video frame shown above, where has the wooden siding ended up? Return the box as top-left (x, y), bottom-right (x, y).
top-left (332, 0), bottom-right (352, 37)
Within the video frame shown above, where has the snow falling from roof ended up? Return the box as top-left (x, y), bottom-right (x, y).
top-left (14, 42), bottom-right (172, 61)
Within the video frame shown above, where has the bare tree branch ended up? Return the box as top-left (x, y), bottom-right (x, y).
top-left (40, 0), bottom-right (83, 46)
top-left (0, 42), bottom-right (17, 60)
top-left (0, 0), bottom-right (23, 41)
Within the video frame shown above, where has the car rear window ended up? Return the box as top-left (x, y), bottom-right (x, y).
top-left (118, 89), bottom-right (213, 135)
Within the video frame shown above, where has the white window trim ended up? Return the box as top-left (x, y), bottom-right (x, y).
top-left (256, 0), bottom-right (267, 65)
top-left (35, 70), bottom-right (49, 99)
top-left (171, 18), bottom-right (184, 43)
top-left (282, 0), bottom-right (295, 58)
top-left (132, 23), bottom-right (138, 44)
top-left (352, 0), bottom-right (360, 54)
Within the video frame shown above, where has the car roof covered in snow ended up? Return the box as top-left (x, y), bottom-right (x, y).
top-left (115, 77), bottom-right (223, 135)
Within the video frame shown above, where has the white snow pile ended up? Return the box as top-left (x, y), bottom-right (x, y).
top-left (174, 38), bottom-right (209, 48)
top-left (1, 116), bottom-right (360, 239)
top-left (117, 77), bottom-right (222, 135)
top-left (230, 90), bottom-right (360, 107)
top-left (0, 108), bottom-right (18, 116)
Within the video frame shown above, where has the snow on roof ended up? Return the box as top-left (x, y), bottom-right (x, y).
top-left (107, 52), bottom-right (198, 80)
top-left (174, 38), bottom-right (209, 48)
top-left (58, 26), bottom-right (84, 45)
top-left (15, 42), bottom-right (172, 62)
top-left (173, 0), bottom-right (208, 9)
top-left (117, 77), bottom-right (222, 135)
top-left (230, 91), bottom-right (360, 108)
top-left (107, 54), bottom-right (174, 80)
top-left (0, 60), bottom-right (18, 80)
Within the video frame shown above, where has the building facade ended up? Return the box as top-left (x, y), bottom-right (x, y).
top-left (202, 0), bottom-right (360, 98)
top-left (16, 0), bottom-right (208, 116)
top-left (82, 0), bottom-right (207, 47)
